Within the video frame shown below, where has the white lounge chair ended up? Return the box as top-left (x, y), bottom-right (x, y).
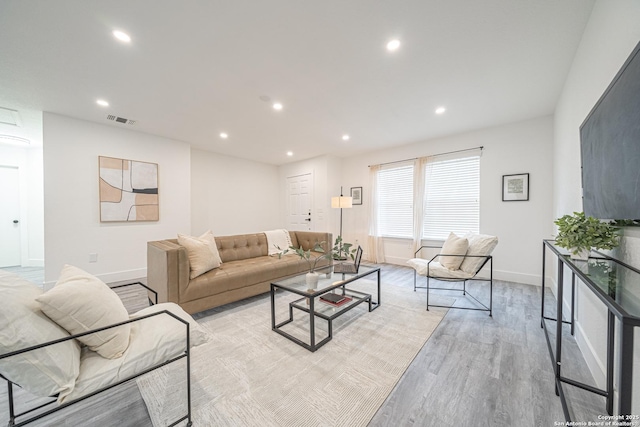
top-left (408, 233), bottom-right (498, 316)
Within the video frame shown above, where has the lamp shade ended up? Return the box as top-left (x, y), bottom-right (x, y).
top-left (331, 196), bottom-right (352, 209)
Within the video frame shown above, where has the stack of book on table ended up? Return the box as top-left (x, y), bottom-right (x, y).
top-left (320, 292), bottom-right (352, 306)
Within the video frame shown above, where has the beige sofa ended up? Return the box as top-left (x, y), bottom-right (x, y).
top-left (147, 231), bottom-right (332, 314)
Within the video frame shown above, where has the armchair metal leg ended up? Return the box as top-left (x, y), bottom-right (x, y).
top-left (426, 275), bottom-right (430, 311)
top-left (489, 258), bottom-right (493, 317)
top-left (7, 381), bottom-right (15, 427)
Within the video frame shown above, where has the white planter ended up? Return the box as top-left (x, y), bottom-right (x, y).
top-left (305, 272), bottom-right (319, 289)
top-left (570, 248), bottom-right (591, 261)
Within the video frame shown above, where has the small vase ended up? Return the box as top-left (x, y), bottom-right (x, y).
top-left (305, 271), bottom-right (319, 289)
top-left (570, 248), bottom-right (590, 261)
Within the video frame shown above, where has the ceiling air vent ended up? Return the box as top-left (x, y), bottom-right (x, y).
top-left (106, 114), bottom-right (137, 125)
top-left (0, 107), bottom-right (22, 127)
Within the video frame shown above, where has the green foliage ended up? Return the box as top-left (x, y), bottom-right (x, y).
top-left (276, 236), bottom-right (356, 272)
top-left (331, 235), bottom-right (356, 261)
top-left (554, 211), bottom-right (620, 255)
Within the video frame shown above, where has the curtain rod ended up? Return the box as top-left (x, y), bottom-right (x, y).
top-left (368, 146), bottom-right (483, 168)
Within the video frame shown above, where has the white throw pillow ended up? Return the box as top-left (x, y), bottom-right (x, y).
top-left (199, 229), bottom-right (223, 265)
top-left (36, 265), bottom-right (131, 359)
top-left (131, 302), bottom-right (210, 347)
top-left (439, 232), bottom-right (469, 270)
top-left (459, 234), bottom-right (499, 274)
top-left (0, 271), bottom-right (81, 398)
top-left (178, 232), bottom-right (222, 279)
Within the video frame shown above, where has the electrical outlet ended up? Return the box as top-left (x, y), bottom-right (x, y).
top-left (89, 253), bottom-right (98, 263)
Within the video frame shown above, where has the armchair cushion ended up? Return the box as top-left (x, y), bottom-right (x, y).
top-left (36, 265), bottom-right (131, 359)
top-left (407, 258), bottom-right (475, 279)
top-left (459, 234), bottom-right (498, 274)
top-left (439, 232), bottom-right (469, 270)
top-left (60, 302), bottom-right (209, 403)
top-left (0, 271), bottom-right (81, 398)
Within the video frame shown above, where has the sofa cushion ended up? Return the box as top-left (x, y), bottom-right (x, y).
top-left (181, 253), bottom-right (329, 303)
top-left (178, 233), bottom-right (221, 279)
top-left (36, 265), bottom-right (131, 359)
top-left (216, 233), bottom-right (269, 262)
top-left (60, 302), bottom-right (208, 403)
top-left (0, 270), bottom-right (81, 398)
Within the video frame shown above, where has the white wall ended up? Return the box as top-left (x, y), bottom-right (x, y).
top-left (0, 144), bottom-right (44, 266)
top-left (43, 113), bottom-right (191, 283)
top-left (340, 116), bottom-right (555, 285)
top-left (190, 148), bottom-right (280, 236)
top-left (553, 0), bottom-right (640, 411)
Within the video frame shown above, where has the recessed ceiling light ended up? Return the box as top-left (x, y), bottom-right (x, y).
top-left (113, 30), bottom-right (131, 43)
top-left (386, 39), bottom-right (401, 51)
top-left (220, 132), bottom-right (228, 139)
top-left (286, 151), bottom-right (293, 157)
top-left (435, 106), bottom-right (446, 114)
top-left (273, 102), bottom-right (283, 111)
top-left (96, 99), bottom-right (109, 107)
top-left (342, 134), bottom-right (350, 141)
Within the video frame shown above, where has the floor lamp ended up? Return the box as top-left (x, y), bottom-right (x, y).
top-left (331, 187), bottom-right (352, 259)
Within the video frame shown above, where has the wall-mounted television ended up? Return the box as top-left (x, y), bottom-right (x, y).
top-left (580, 39), bottom-right (640, 221)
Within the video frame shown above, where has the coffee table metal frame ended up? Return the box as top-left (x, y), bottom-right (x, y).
top-left (270, 265), bottom-right (381, 352)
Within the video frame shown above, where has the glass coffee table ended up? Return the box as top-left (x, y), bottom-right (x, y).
top-left (270, 264), bottom-right (380, 352)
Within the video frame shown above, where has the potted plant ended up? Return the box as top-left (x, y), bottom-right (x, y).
top-left (277, 237), bottom-right (357, 288)
top-left (554, 211), bottom-right (620, 260)
top-left (332, 235), bottom-right (356, 261)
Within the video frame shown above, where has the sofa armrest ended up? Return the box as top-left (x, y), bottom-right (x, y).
top-left (292, 231), bottom-right (333, 253)
top-left (147, 240), bottom-right (189, 304)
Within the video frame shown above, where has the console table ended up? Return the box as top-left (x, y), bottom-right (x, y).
top-left (541, 240), bottom-right (640, 421)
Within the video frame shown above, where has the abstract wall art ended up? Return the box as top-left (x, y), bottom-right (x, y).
top-left (99, 156), bottom-right (159, 222)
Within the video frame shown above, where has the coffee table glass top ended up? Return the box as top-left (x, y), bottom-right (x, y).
top-left (273, 264), bottom-right (378, 296)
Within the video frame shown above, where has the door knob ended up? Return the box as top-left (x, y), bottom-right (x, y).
top-left (304, 218), bottom-right (311, 222)
top-left (13, 220), bottom-right (19, 224)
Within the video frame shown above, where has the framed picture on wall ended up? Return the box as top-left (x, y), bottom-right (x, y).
top-left (99, 156), bottom-right (159, 221)
top-left (351, 187), bottom-right (363, 205)
top-left (502, 173), bottom-right (529, 201)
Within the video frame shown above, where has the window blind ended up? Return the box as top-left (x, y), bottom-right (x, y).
top-left (422, 156), bottom-right (480, 240)
top-left (376, 164), bottom-right (414, 238)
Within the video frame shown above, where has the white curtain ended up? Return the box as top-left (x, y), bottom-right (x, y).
top-left (367, 164), bottom-right (385, 263)
top-left (412, 156), bottom-right (433, 255)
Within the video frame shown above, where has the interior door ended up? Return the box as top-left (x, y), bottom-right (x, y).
top-left (286, 173), bottom-right (313, 231)
top-left (0, 166), bottom-right (21, 267)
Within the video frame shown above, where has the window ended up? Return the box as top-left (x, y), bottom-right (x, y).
top-left (376, 164), bottom-right (414, 238)
top-left (422, 156), bottom-right (480, 240)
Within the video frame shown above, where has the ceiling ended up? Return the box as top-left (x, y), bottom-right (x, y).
top-left (0, 0), bottom-right (594, 164)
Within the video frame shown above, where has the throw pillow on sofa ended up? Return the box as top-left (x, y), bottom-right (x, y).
top-left (0, 270), bottom-right (81, 398)
top-left (178, 231), bottom-right (222, 279)
top-left (36, 265), bottom-right (131, 359)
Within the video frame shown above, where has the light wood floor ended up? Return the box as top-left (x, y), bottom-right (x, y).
top-left (1, 264), bottom-right (604, 426)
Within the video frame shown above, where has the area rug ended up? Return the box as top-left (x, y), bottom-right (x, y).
top-left (137, 279), bottom-right (450, 427)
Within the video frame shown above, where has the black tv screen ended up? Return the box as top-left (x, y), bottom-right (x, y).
top-left (580, 39), bottom-right (640, 221)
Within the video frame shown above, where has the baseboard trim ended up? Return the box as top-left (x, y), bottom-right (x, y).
top-left (26, 259), bottom-right (45, 267)
top-left (575, 321), bottom-right (606, 389)
top-left (493, 270), bottom-right (539, 286)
